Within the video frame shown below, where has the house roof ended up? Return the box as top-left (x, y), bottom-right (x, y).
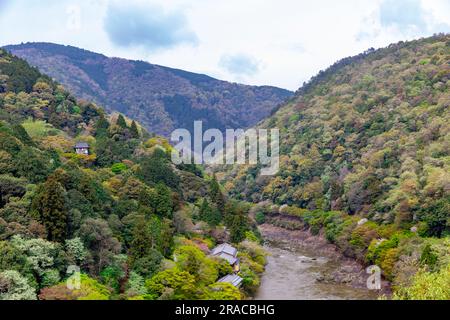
top-left (211, 243), bottom-right (237, 257)
top-left (218, 274), bottom-right (243, 287)
top-left (216, 253), bottom-right (238, 265)
top-left (75, 142), bottom-right (90, 148)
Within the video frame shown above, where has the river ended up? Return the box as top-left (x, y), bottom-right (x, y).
top-left (254, 236), bottom-right (380, 300)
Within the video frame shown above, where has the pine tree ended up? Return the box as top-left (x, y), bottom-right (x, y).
top-left (209, 175), bottom-right (225, 216)
top-left (37, 175), bottom-right (68, 242)
top-left (130, 121), bottom-right (139, 139)
top-left (95, 115), bottom-right (110, 138)
top-left (116, 114), bottom-right (128, 129)
top-left (129, 217), bottom-right (151, 264)
top-left (199, 198), bottom-right (221, 227)
top-left (229, 212), bottom-right (248, 243)
top-left (154, 183), bottom-right (173, 218)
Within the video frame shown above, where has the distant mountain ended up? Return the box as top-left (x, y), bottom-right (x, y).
top-left (4, 43), bottom-right (293, 136)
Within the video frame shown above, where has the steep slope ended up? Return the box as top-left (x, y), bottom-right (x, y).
top-left (0, 48), bottom-right (265, 300)
top-left (4, 43), bottom-right (293, 136)
top-left (214, 34), bottom-right (450, 299)
top-left (219, 34), bottom-right (449, 230)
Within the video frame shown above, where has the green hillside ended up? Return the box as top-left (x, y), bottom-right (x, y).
top-left (217, 34), bottom-right (450, 299)
top-left (0, 48), bottom-right (264, 300)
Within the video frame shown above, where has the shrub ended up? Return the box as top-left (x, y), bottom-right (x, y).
top-left (145, 268), bottom-right (197, 300)
top-left (393, 265), bottom-right (450, 300)
top-left (203, 282), bottom-right (241, 300)
top-left (255, 211), bottom-right (266, 225)
top-left (111, 163), bottom-right (127, 175)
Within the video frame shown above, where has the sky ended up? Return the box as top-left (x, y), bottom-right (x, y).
top-left (0, 0), bottom-right (449, 91)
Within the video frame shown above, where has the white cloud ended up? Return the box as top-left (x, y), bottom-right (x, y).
top-left (0, 0), bottom-right (448, 90)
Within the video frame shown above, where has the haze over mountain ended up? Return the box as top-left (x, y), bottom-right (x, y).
top-left (4, 42), bottom-right (293, 136)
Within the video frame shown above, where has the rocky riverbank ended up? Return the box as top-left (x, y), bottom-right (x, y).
top-left (258, 223), bottom-right (391, 295)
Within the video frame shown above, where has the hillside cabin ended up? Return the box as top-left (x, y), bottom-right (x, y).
top-left (74, 142), bottom-right (90, 155)
top-left (218, 274), bottom-right (243, 288)
top-left (211, 243), bottom-right (240, 273)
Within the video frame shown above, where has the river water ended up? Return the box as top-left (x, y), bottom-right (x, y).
top-left (254, 239), bottom-right (379, 300)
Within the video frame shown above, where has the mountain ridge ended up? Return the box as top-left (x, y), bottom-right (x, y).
top-left (4, 42), bottom-right (293, 136)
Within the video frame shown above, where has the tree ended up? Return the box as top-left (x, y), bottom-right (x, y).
top-left (419, 197), bottom-right (450, 238)
top-left (130, 121), bottom-right (139, 139)
top-left (0, 241), bottom-right (29, 274)
top-left (393, 265), bottom-right (450, 300)
top-left (15, 147), bottom-right (52, 183)
top-left (10, 236), bottom-right (56, 281)
top-left (225, 201), bottom-right (250, 243)
top-left (199, 199), bottom-right (221, 227)
top-left (138, 149), bottom-right (180, 189)
top-left (203, 282), bottom-right (241, 300)
top-left (229, 212), bottom-right (249, 243)
top-left (11, 124), bottom-right (34, 146)
top-left (209, 175), bottom-right (225, 214)
top-left (0, 151), bottom-right (14, 175)
top-left (174, 245), bottom-right (218, 285)
top-left (78, 218), bottom-right (121, 275)
top-left (131, 249), bottom-right (163, 279)
top-left (34, 175), bottom-right (68, 242)
top-left (0, 270), bottom-right (37, 300)
top-left (116, 114), bottom-right (127, 129)
top-left (0, 174), bottom-right (27, 207)
top-left (95, 115), bottom-right (110, 138)
top-left (65, 238), bottom-right (87, 266)
top-left (154, 183), bottom-right (173, 218)
top-left (111, 163), bottom-right (127, 175)
top-left (125, 271), bottom-right (146, 297)
top-left (145, 268), bottom-right (197, 300)
top-left (39, 274), bottom-right (110, 300)
top-left (129, 217), bottom-right (152, 264)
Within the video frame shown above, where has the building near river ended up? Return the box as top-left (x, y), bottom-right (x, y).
top-left (218, 274), bottom-right (243, 288)
top-left (211, 243), bottom-right (240, 272)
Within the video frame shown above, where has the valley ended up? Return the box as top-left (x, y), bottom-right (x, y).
top-left (0, 34), bottom-right (448, 301)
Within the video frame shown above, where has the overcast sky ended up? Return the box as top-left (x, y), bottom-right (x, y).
top-left (0, 0), bottom-right (449, 90)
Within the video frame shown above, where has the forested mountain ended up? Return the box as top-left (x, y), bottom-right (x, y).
top-left (0, 48), bottom-right (265, 300)
top-left (216, 34), bottom-right (450, 299)
top-left (4, 43), bottom-right (293, 136)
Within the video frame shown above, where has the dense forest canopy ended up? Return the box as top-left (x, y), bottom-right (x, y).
top-left (0, 33), bottom-right (449, 301)
top-left (216, 34), bottom-right (450, 299)
top-left (0, 48), bottom-right (265, 300)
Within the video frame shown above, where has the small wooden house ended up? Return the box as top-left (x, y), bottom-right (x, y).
top-left (74, 142), bottom-right (90, 155)
top-left (218, 274), bottom-right (243, 288)
top-left (211, 243), bottom-right (240, 273)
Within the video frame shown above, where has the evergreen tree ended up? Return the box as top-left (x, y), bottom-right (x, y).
top-left (35, 175), bottom-right (68, 242)
top-left (129, 217), bottom-right (151, 264)
top-left (15, 147), bottom-right (52, 183)
top-left (209, 175), bottom-right (225, 216)
top-left (116, 114), bottom-right (128, 129)
top-left (138, 149), bottom-right (180, 189)
top-left (229, 212), bottom-right (248, 244)
top-left (224, 201), bottom-right (250, 243)
top-left (199, 198), bottom-right (221, 227)
top-left (95, 115), bottom-right (110, 138)
top-left (11, 124), bottom-right (34, 146)
top-left (154, 183), bottom-right (173, 218)
top-left (130, 120), bottom-right (139, 139)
